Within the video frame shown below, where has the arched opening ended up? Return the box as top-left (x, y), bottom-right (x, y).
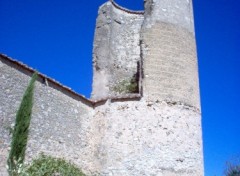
top-left (113, 0), bottom-right (144, 11)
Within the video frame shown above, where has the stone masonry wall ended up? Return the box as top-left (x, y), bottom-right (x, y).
top-left (92, 100), bottom-right (203, 175)
top-left (0, 54), bottom-right (204, 176)
top-left (0, 57), bottom-right (204, 175)
top-left (91, 2), bottom-right (144, 100)
top-left (0, 0), bottom-right (204, 175)
top-left (141, 22), bottom-right (200, 108)
top-left (141, 0), bottom-right (200, 109)
top-left (0, 58), bottom-right (96, 175)
top-left (143, 0), bottom-right (195, 33)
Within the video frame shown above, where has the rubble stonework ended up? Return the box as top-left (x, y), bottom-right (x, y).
top-left (91, 2), bottom-right (144, 100)
top-left (0, 0), bottom-right (203, 175)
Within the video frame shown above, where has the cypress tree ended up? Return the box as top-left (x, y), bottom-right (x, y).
top-left (7, 72), bottom-right (38, 175)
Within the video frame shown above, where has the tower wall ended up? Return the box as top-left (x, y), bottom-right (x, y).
top-left (141, 0), bottom-right (200, 108)
top-left (91, 2), bottom-right (144, 100)
top-left (90, 0), bottom-right (203, 175)
top-left (138, 0), bottom-right (204, 175)
top-left (0, 0), bottom-right (204, 175)
top-left (93, 100), bottom-right (203, 175)
top-left (143, 0), bottom-right (195, 32)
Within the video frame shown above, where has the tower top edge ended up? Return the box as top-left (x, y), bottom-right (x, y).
top-left (109, 0), bottom-right (144, 15)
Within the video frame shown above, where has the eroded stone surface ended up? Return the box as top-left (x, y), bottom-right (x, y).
top-left (91, 2), bottom-right (144, 100)
top-left (0, 57), bottom-right (203, 175)
top-left (143, 0), bottom-right (195, 33)
top-left (141, 22), bottom-right (200, 108)
top-left (0, 0), bottom-right (204, 175)
top-left (92, 100), bottom-right (203, 175)
top-left (0, 60), bottom-right (94, 175)
top-left (0, 148), bottom-right (8, 176)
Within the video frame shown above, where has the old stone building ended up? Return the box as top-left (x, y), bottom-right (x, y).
top-left (0, 0), bottom-right (203, 175)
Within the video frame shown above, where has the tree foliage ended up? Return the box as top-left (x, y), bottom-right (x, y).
top-left (20, 154), bottom-right (86, 176)
top-left (225, 159), bottom-right (240, 176)
top-left (7, 73), bottom-right (38, 175)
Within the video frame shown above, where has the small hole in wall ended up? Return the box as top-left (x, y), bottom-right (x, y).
top-left (114, 0), bottom-right (144, 11)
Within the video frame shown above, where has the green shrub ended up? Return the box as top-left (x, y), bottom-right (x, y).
top-left (20, 154), bottom-right (86, 176)
top-left (7, 73), bottom-right (38, 175)
top-left (113, 77), bottom-right (138, 94)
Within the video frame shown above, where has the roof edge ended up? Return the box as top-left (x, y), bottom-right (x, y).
top-left (0, 53), bottom-right (200, 112)
top-left (0, 53), bottom-right (142, 107)
top-left (0, 53), bottom-right (93, 105)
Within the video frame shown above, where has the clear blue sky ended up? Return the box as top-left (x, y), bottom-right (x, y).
top-left (0, 0), bottom-right (239, 175)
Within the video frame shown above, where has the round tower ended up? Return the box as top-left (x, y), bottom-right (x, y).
top-left (141, 0), bottom-right (200, 109)
top-left (91, 0), bottom-right (204, 175)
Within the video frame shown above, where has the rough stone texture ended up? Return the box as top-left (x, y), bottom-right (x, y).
top-left (26, 84), bottom-right (96, 174)
top-left (0, 54), bottom-right (203, 176)
top-left (141, 0), bottom-right (200, 109)
top-left (143, 0), bottom-right (195, 33)
top-left (0, 0), bottom-right (204, 175)
top-left (141, 22), bottom-right (200, 108)
top-left (0, 58), bottom-right (95, 175)
top-left (91, 2), bottom-right (144, 100)
top-left (0, 149), bottom-right (8, 176)
top-left (92, 100), bottom-right (203, 176)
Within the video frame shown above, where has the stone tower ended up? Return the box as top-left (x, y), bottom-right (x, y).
top-left (141, 0), bottom-right (200, 108)
top-left (0, 0), bottom-right (203, 175)
top-left (91, 0), bottom-right (203, 175)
